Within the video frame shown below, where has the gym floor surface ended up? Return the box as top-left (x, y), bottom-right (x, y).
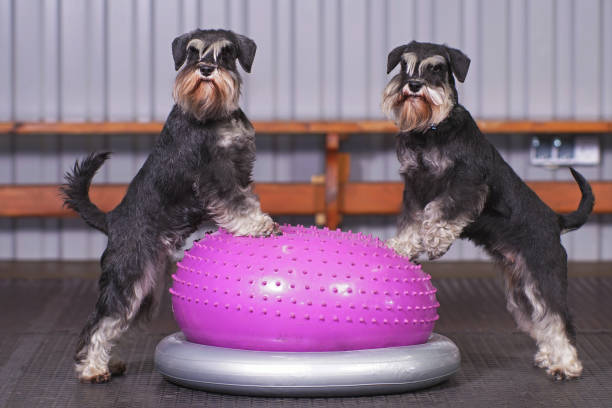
top-left (1, 261), bottom-right (610, 408)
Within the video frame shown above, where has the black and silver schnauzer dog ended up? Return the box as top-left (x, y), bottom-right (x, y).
top-left (62, 29), bottom-right (279, 383)
top-left (383, 41), bottom-right (594, 380)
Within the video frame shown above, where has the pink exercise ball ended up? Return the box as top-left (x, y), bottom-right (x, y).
top-left (171, 225), bottom-right (439, 352)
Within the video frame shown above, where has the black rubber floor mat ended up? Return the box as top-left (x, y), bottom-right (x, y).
top-left (1, 265), bottom-right (611, 408)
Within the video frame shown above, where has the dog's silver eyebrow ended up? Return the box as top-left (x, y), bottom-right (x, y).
top-left (402, 52), bottom-right (418, 76)
top-left (186, 39), bottom-right (233, 62)
top-left (419, 55), bottom-right (446, 75)
top-left (202, 39), bottom-right (233, 62)
top-left (186, 39), bottom-right (206, 54)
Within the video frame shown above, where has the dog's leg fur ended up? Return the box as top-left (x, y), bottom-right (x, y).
top-left (499, 249), bottom-right (582, 380)
top-left (75, 255), bottom-right (165, 383)
top-left (422, 178), bottom-right (488, 259)
top-left (387, 210), bottom-right (425, 260)
top-left (201, 148), bottom-right (278, 237)
top-left (206, 183), bottom-right (277, 236)
top-left (387, 198), bottom-right (479, 261)
top-left (420, 199), bottom-right (471, 260)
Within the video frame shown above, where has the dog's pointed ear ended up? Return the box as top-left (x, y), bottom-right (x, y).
top-left (444, 45), bottom-right (470, 83)
top-left (172, 32), bottom-right (193, 71)
top-left (234, 34), bottom-right (257, 73)
top-left (387, 45), bottom-right (406, 74)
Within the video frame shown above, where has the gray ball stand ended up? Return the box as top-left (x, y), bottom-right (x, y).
top-left (155, 332), bottom-right (460, 397)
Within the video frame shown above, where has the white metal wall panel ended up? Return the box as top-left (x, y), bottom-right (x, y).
top-left (0, 0), bottom-right (13, 258)
top-left (152, 0), bottom-right (179, 121)
top-left (87, 0), bottom-right (107, 122)
top-left (340, 0), bottom-right (367, 120)
top-left (0, 0), bottom-right (610, 261)
top-left (555, 0), bottom-right (573, 119)
top-left (0, 0), bottom-right (13, 121)
top-left (321, 0), bottom-right (339, 120)
top-left (295, 0), bottom-right (321, 120)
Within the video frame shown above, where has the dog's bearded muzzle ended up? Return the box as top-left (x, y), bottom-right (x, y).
top-left (173, 65), bottom-right (241, 120)
top-left (382, 77), bottom-right (453, 133)
top-left (198, 62), bottom-right (217, 79)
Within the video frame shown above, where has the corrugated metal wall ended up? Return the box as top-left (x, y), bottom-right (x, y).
top-left (0, 0), bottom-right (611, 261)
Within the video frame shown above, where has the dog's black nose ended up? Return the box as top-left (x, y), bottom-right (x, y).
top-left (199, 65), bottom-right (215, 77)
top-left (408, 80), bottom-right (423, 93)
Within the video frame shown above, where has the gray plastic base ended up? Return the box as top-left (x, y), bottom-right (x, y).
top-left (155, 332), bottom-right (460, 397)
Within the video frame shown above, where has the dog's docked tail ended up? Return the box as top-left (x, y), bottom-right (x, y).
top-left (60, 152), bottom-right (111, 235)
top-left (558, 168), bottom-right (595, 234)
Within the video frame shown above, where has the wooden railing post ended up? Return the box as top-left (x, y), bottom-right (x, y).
top-left (325, 132), bottom-right (341, 229)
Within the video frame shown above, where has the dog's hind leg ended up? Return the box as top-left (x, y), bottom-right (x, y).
top-left (75, 256), bottom-right (164, 383)
top-left (500, 249), bottom-right (582, 380)
top-left (527, 259), bottom-right (582, 380)
top-left (75, 299), bottom-right (130, 383)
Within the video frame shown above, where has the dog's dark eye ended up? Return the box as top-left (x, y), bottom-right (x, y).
top-left (432, 64), bottom-right (442, 73)
top-left (218, 50), bottom-right (233, 64)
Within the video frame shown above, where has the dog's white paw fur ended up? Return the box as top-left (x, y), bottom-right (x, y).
top-left (534, 341), bottom-right (583, 380)
top-left (547, 360), bottom-right (583, 380)
top-left (386, 236), bottom-right (422, 259)
top-left (76, 361), bottom-right (111, 384)
top-left (231, 212), bottom-right (278, 237)
top-left (534, 349), bottom-right (552, 368)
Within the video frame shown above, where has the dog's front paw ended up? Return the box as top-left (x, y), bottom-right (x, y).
top-left (226, 213), bottom-right (278, 237)
top-left (386, 237), bottom-right (421, 260)
top-left (243, 214), bottom-right (280, 237)
top-left (254, 215), bottom-right (279, 237)
top-left (386, 237), bottom-right (403, 253)
top-left (422, 231), bottom-right (454, 260)
top-left (271, 222), bottom-right (282, 236)
top-left (426, 245), bottom-right (450, 261)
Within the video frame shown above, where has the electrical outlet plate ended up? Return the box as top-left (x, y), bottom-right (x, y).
top-left (530, 135), bottom-right (600, 166)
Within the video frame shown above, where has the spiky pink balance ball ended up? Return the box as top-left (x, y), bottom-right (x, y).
top-left (171, 225), bottom-right (439, 352)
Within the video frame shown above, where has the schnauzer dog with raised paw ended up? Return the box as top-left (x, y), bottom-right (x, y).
top-left (61, 29), bottom-right (279, 383)
top-left (383, 41), bottom-right (594, 380)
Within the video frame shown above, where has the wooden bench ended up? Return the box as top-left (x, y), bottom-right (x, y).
top-left (1, 121), bottom-right (612, 229)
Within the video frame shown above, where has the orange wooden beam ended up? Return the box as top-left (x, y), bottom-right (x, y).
top-left (527, 181), bottom-right (612, 214)
top-left (0, 183), bottom-right (325, 218)
top-left (0, 122), bottom-right (15, 133)
top-left (2, 120), bottom-right (612, 135)
top-left (476, 120), bottom-right (612, 134)
top-left (341, 183), bottom-right (404, 214)
top-left (341, 181), bottom-right (612, 215)
top-left (1, 181), bottom-right (611, 218)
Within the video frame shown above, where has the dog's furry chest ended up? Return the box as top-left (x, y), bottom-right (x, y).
top-left (398, 145), bottom-right (453, 177)
top-left (213, 117), bottom-right (255, 149)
